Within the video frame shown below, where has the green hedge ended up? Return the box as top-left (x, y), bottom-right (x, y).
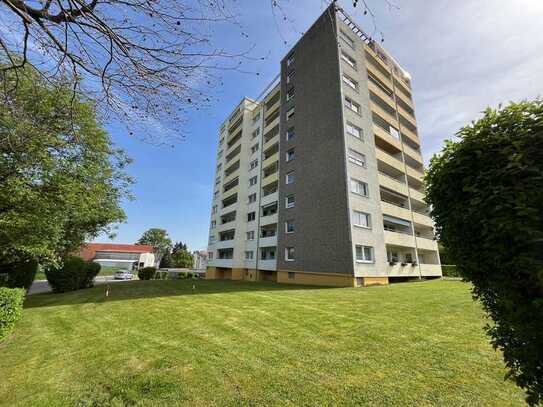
top-left (441, 265), bottom-right (461, 278)
top-left (0, 258), bottom-right (38, 290)
top-left (45, 256), bottom-right (101, 293)
top-left (138, 267), bottom-right (156, 280)
top-left (0, 287), bottom-right (25, 342)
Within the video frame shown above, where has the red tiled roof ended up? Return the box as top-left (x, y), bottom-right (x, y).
top-left (78, 243), bottom-right (154, 261)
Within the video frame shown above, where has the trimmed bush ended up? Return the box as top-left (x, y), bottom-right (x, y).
top-left (138, 267), bottom-right (156, 281)
top-left (0, 287), bottom-right (25, 342)
top-left (45, 256), bottom-right (101, 293)
top-left (425, 99), bottom-right (543, 405)
top-left (0, 258), bottom-right (38, 290)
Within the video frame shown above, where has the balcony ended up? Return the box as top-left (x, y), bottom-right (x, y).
top-left (380, 200), bottom-right (411, 220)
top-left (262, 151), bottom-right (279, 169)
top-left (373, 124), bottom-right (402, 150)
top-left (376, 148), bottom-right (404, 174)
top-left (370, 101), bottom-right (398, 128)
top-left (409, 187), bottom-right (425, 203)
top-left (413, 211), bottom-right (433, 228)
top-left (259, 235), bottom-right (277, 247)
top-left (416, 236), bottom-right (438, 251)
top-left (406, 165), bottom-right (423, 182)
top-left (215, 239), bottom-right (236, 250)
top-left (258, 259), bottom-right (277, 271)
top-left (378, 172), bottom-right (408, 196)
top-left (261, 190), bottom-right (278, 206)
top-left (260, 212), bottom-right (278, 226)
top-left (210, 258), bottom-right (234, 268)
top-left (262, 172), bottom-right (278, 188)
top-left (419, 263), bottom-right (442, 276)
top-left (384, 230), bottom-right (415, 248)
top-left (386, 262), bottom-right (420, 277)
top-left (402, 143), bottom-right (423, 165)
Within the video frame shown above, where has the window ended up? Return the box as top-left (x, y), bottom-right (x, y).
top-left (208, 252), bottom-right (214, 260)
top-left (287, 107), bottom-right (295, 120)
top-left (286, 148), bottom-right (295, 162)
top-left (219, 137), bottom-right (224, 146)
top-left (346, 122), bottom-right (363, 140)
top-left (342, 74), bottom-right (358, 91)
top-left (252, 128), bottom-right (260, 139)
top-left (217, 150), bottom-right (223, 158)
top-left (341, 52), bottom-right (357, 69)
top-left (348, 148), bottom-right (366, 167)
top-left (249, 176), bottom-right (257, 186)
top-left (287, 87), bottom-right (295, 102)
top-left (286, 171), bottom-right (294, 184)
top-left (251, 143), bottom-right (259, 154)
top-left (216, 163), bottom-right (222, 172)
top-left (245, 251), bottom-right (254, 260)
top-left (288, 272), bottom-right (295, 280)
top-left (285, 220), bottom-right (295, 233)
top-left (405, 253), bottom-right (413, 263)
top-left (246, 231), bottom-right (255, 240)
top-left (248, 193), bottom-right (257, 203)
top-left (214, 190), bottom-right (219, 198)
top-left (287, 70), bottom-right (295, 84)
top-left (287, 53), bottom-right (295, 66)
top-left (355, 245), bottom-right (374, 263)
top-left (247, 212), bottom-right (256, 222)
top-left (286, 128), bottom-right (295, 141)
top-left (350, 178), bottom-right (369, 197)
top-left (209, 235), bottom-right (216, 243)
top-left (339, 30), bottom-right (355, 49)
top-left (387, 250), bottom-right (399, 263)
top-left (352, 210), bottom-right (371, 228)
top-left (210, 220), bottom-right (216, 229)
top-left (344, 97), bottom-right (360, 114)
top-left (286, 195), bottom-right (295, 208)
top-left (212, 205), bottom-right (217, 214)
top-left (249, 159), bottom-right (258, 170)
top-left (285, 247), bottom-right (295, 261)
top-left (215, 177), bottom-right (221, 186)
top-left (252, 112), bottom-right (261, 123)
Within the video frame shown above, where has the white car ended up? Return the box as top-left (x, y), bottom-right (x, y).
top-left (114, 270), bottom-right (134, 280)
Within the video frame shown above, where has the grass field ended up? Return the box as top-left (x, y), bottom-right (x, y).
top-left (0, 279), bottom-right (525, 406)
top-left (34, 266), bottom-right (121, 281)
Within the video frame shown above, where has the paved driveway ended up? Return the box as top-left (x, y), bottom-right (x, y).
top-left (28, 276), bottom-right (129, 295)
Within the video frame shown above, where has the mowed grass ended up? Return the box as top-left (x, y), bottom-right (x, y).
top-left (34, 266), bottom-right (121, 281)
top-left (0, 279), bottom-right (525, 406)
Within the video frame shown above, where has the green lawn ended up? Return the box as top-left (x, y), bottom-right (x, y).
top-left (0, 279), bottom-right (525, 406)
top-left (34, 266), bottom-right (121, 281)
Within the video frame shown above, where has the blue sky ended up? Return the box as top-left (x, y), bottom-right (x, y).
top-left (96, 0), bottom-right (543, 250)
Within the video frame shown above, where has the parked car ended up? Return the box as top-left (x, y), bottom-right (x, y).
top-left (114, 270), bottom-right (134, 280)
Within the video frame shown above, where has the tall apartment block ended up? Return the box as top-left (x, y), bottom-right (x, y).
top-left (206, 4), bottom-right (442, 287)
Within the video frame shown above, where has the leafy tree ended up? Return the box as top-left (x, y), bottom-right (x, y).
top-left (0, 64), bottom-right (131, 266)
top-left (137, 229), bottom-right (172, 267)
top-left (172, 242), bottom-right (193, 269)
top-left (425, 100), bottom-right (543, 405)
top-left (159, 252), bottom-right (174, 269)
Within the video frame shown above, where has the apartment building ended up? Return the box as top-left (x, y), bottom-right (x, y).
top-left (206, 4), bottom-right (442, 287)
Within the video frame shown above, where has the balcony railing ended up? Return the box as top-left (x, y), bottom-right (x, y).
top-left (379, 171), bottom-right (405, 184)
top-left (381, 197), bottom-right (409, 209)
top-left (384, 226), bottom-right (412, 235)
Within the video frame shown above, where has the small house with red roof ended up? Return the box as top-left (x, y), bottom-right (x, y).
top-left (78, 243), bottom-right (155, 270)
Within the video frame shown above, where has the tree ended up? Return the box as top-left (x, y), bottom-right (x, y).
top-left (137, 228), bottom-right (172, 267)
top-left (425, 100), bottom-right (543, 405)
top-left (0, 0), bottom-right (253, 140)
top-left (172, 241), bottom-right (192, 268)
top-left (159, 251), bottom-right (173, 269)
top-left (0, 64), bottom-right (131, 266)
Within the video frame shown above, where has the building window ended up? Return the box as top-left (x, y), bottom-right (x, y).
top-left (286, 127), bottom-right (295, 141)
top-left (286, 148), bottom-right (295, 162)
top-left (347, 148), bottom-right (366, 167)
top-left (210, 220), bottom-right (216, 229)
top-left (344, 97), bottom-right (360, 114)
top-left (288, 271), bottom-right (295, 280)
top-left (249, 159), bottom-right (258, 170)
top-left (287, 107), bottom-right (295, 121)
top-left (352, 210), bottom-right (371, 228)
top-left (247, 212), bottom-right (256, 222)
top-left (208, 252), bottom-right (214, 260)
top-left (387, 250), bottom-right (399, 263)
top-left (339, 30), bottom-right (355, 49)
top-left (286, 171), bottom-right (294, 184)
top-left (248, 193), bottom-right (257, 203)
top-left (342, 74), bottom-right (358, 91)
top-left (219, 137), bottom-right (224, 146)
top-left (287, 70), bottom-right (295, 84)
top-left (212, 205), bottom-right (217, 214)
top-left (217, 150), bottom-right (223, 158)
top-left (287, 53), bottom-right (295, 66)
top-left (285, 220), bottom-right (295, 233)
top-left (286, 195), bottom-right (295, 208)
top-left (209, 235), bottom-right (216, 243)
top-left (246, 231), bottom-right (255, 240)
top-left (217, 163), bottom-right (222, 172)
top-left (341, 51), bottom-right (357, 69)
top-left (405, 253), bottom-right (413, 263)
top-left (287, 87), bottom-right (295, 102)
top-left (285, 247), bottom-right (295, 261)
top-left (355, 245), bottom-right (374, 263)
top-left (252, 112), bottom-right (261, 123)
top-left (350, 178), bottom-right (369, 197)
top-left (249, 176), bottom-right (258, 186)
top-left (252, 128), bottom-right (260, 139)
top-left (245, 251), bottom-right (254, 260)
top-left (346, 122), bottom-right (363, 140)
top-left (251, 143), bottom-right (259, 154)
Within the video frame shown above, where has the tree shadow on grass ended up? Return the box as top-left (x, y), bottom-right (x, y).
top-left (24, 279), bottom-right (335, 309)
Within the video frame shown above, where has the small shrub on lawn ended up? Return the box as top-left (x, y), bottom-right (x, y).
top-left (138, 267), bottom-right (156, 280)
top-left (45, 256), bottom-right (101, 293)
top-left (0, 287), bottom-right (25, 342)
top-left (0, 258), bottom-right (38, 290)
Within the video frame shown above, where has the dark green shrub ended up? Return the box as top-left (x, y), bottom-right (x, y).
top-left (0, 287), bottom-right (25, 342)
top-left (45, 256), bottom-right (101, 293)
top-left (441, 265), bottom-right (461, 278)
top-left (138, 267), bottom-right (156, 280)
top-left (0, 258), bottom-right (38, 290)
top-left (425, 99), bottom-right (543, 405)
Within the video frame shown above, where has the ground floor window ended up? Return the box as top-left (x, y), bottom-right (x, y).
top-left (355, 245), bottom-right (374, 263)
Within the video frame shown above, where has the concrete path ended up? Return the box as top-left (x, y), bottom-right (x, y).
top-left (28, 276), bottom-right (128, 295)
